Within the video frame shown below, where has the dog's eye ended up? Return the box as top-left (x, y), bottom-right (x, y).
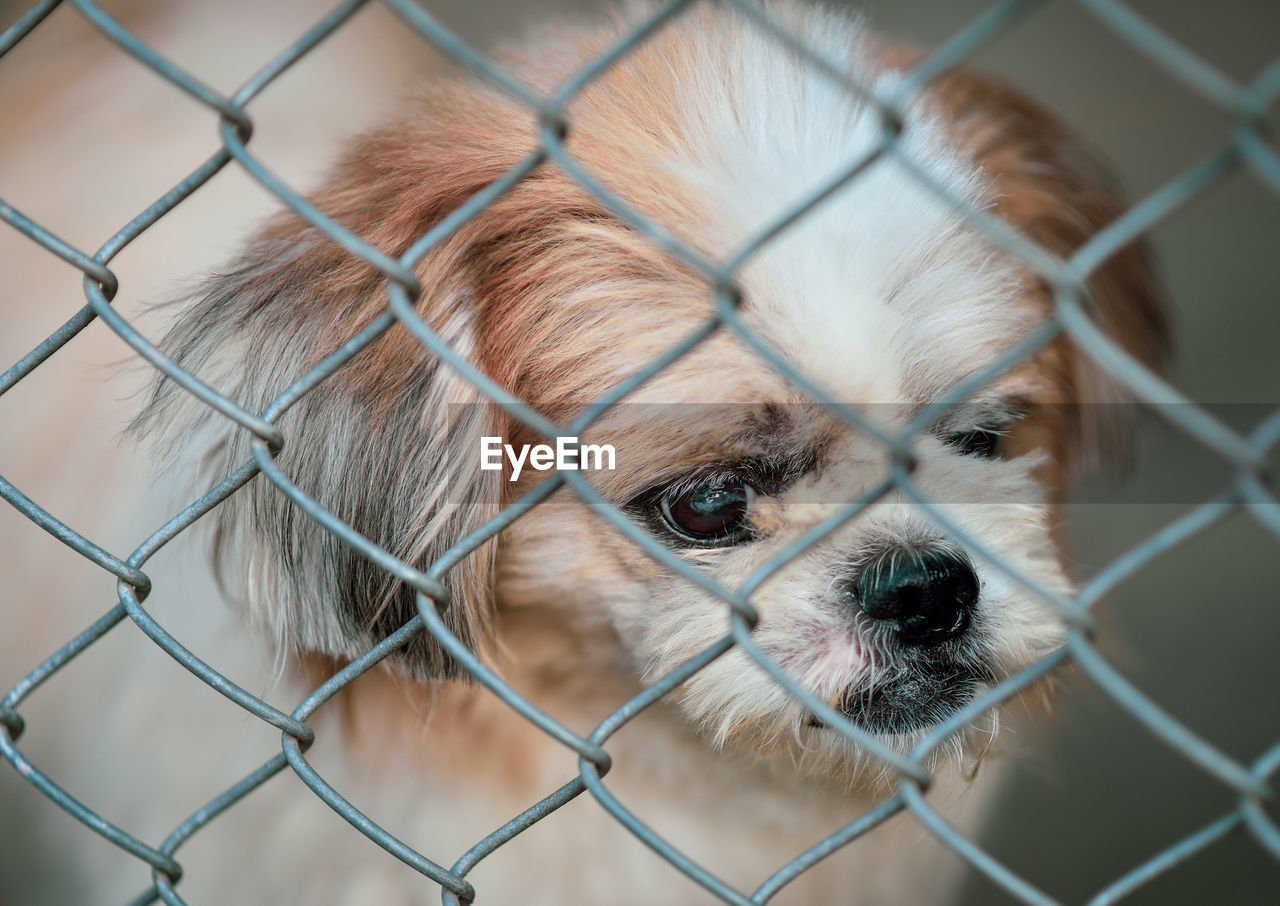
top-left (660, 479), bottom-right (755, 545)
top-left (945, 427), bottom-right (1005, 459)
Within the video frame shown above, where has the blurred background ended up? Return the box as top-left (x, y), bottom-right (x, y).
top-left (1, 0), bottom-right (1277, 903)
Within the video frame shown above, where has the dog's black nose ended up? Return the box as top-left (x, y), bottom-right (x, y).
top-left (850, 547), bottom-right (979, 646)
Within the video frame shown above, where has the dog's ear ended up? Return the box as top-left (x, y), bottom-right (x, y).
top-left (135, 95), bottom-right (551, 680)
top-left (917, 65), bottom-right (1170, 473)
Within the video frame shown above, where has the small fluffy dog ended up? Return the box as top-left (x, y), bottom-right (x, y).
top-left (137, 2), bottom-right (1165, 903)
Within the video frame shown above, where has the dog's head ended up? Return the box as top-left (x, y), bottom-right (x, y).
top-left (138, 4), bottom-right (1165, 783)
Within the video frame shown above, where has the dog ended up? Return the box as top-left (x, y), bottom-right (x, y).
top-left (130, 2), bottom-right (1166, 903)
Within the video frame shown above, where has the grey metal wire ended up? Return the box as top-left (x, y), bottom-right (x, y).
top-left (1, 0), bottom-right (1277, 904)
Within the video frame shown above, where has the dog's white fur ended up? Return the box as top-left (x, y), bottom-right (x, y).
top-left (6, 2), bottom-right (1165, 904)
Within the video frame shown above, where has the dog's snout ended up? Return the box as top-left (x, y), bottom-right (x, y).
top-left (849, 547), bottom-right (979, 646)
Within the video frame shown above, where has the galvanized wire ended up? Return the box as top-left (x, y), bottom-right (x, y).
top-left (1, 0), bottom-right (1277, 904)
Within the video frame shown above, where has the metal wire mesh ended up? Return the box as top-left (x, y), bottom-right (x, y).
top-left (1, 0), bottom-right (1278, 904)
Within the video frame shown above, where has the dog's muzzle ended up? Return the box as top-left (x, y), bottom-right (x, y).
top-left (809, 544), bottom-right (987, 736)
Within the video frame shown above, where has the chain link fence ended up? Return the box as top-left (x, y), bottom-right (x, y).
top-left (1, 0), bottom-right (1278, 903)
